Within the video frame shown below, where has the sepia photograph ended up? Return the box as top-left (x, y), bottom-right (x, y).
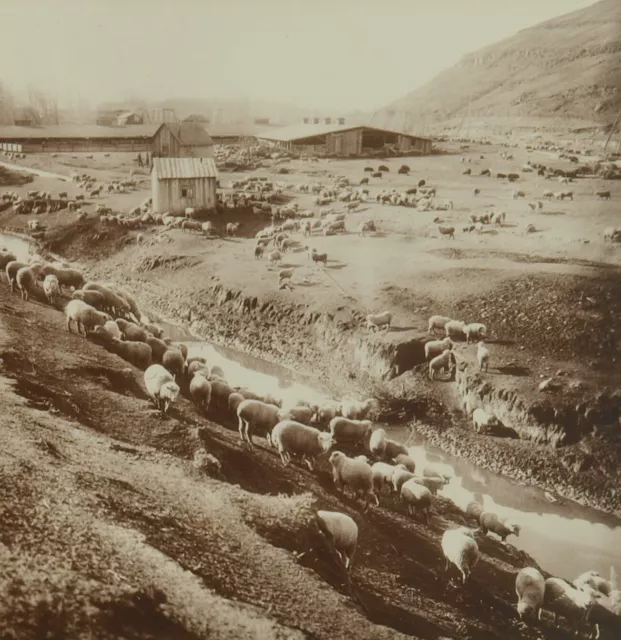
top-left (0, 0), bottom-right (620, 638)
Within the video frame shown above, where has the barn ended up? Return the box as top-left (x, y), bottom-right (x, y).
top-left (151, 121), bottom-right (214, 158)
top-left (255, 122), bottom-right (433, 157)
top-left (151, 157), bottom-right (218, 215)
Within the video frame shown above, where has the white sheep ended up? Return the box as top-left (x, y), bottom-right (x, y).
top-left (267, 250), bottom-right (282, 266)
top-left (392, 465), bottom-right (416, 493)
top-left (428, 315), bottom-right (452, 336)
top-left (574, 571), bottom-right (611, 598)
top-left (189, 372), bottom-right (211, 414)
top-left (103, 320), bottom-right (122, 340)
top-left (441, 527), bottom-right (480, 584)
top-left (341, 397), bottom-right (376, 420)
top-left (393, 453), bottom-right (415, 472)
top-left (237, 399), bottom-right (281, 446)
top-left (65, 299), bottom-right (110, 336)
top-left (424, 337), bottom-right (453, 360)
top-left (479, 511), bottom-right (520, 543)
top-left (543, 577), bottom-right (593, 632)
top-left (369, 427), bottom-right (386, 458)
top-left (444, 319), bottom-right (467, 340)
top-left (516, 568), bottom-right (545, 620)
top-left (371, 461), bottom-right (399, 494)
top-left (366, 311), bottom-right (392, 332)
top-left (411, 475), bottom-right (445, 496)
top-left (400, 478), bottom-right (433, 523)
top-left (42, 274), bottom-right (60, 305)
top-left (464, 322), bottom-right (487, 343)
top-left (144, 364), bottom-right (180, 415)
top-left (315, 510), bottom-right (358, 570)
top-left (476, 341), bottom-right (490, 372)
top-left (270, 420), bottom-right (333, 470)
top-left (329, 417), bottom-right (373, 448)
top-left (428, 349), bottom-right (455, 381)
top-left (472, 408), bottom-right (499, 434)
top-left (329, 451), bottom-right (378, 508)
top-left (16, 263), bottom-right (43, 301)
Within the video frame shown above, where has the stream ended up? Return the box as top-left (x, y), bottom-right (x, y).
top-left (3, 230), bottom-right (621, 586)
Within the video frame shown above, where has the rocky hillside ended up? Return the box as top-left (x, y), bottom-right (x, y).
top-left (373, 0), bottom-right (621, 133)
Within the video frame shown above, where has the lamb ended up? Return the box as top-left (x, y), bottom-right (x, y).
top-left (270, 420), bottom-right (333, 470)
top-left (65, 299), bottom-right (111, 335)
top-left (115, 318), bottom-right (148, 342)
top-left (237, 399), bottom-right (281, 446)
top-left (108, 338), bottom-right (152, 370)
top-left (428, 315), bottom-right (452, 336)
top-left (366, 311), bottom-right (392, 332)
top-left (444, 319), bottom-right (467, 340)
top-left (393, 453), bottom-right (415, 472)
top-left (315, 510), bottom-right (358, 570)
top-left (42, 274), bottom-right (61, 305)
top-left (441, 527), bottom-right (480, 584)
top-left (424, 337), bottom-right (452, 360)
top-left (162, 348), bottom-right (185, 379)
top-left (369, 427), bottom-right (386, 458)
top-left (329, 451), bottom-right (378, 508)
top-left (189, 373), bottom-right (211, 415)
top-left (341, 397), bottom-right (375, 420)
top-left (438, 225), bottom-right (455, 240)
top-left (464, 322), bottom-right (487, 343)
top-left (400, 479), bottom-right (433, 523)
top-left (479, 511), bottom-right (520, 543)
top-left (16, 263), bottom-right (43, 301)
top-left (72, 289), bottom-right (107, 311)
top-left (428, 349), bottom-right (456, 381)
top-left (543, 577), bottom-right (593, 633)
top-left (472, 408), bottom-right (500, 434)
top-left (477, 341), bottom-right (490, 372)
top-left (371, 461), bottom-right (399, 494)
top-left (143, 364), bottom-right (180, 415)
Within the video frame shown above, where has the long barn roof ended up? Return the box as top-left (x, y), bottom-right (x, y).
top-left (255, 123), bottom-right (432, 143)
top-left (0, 124), bottom-right (160, 140)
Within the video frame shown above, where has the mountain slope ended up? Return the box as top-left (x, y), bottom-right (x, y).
top-left (372, 0), bottom-right (621, 133)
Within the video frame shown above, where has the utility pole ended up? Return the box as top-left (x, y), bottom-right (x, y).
top-left (603, 105), bottom-right (621, 156)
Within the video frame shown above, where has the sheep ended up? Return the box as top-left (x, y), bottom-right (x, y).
top-left (477, 341), bottom-right (490, 372)
top-left (267, 250), bottom-right (282, 266)
top-left (310, 250), bottom-right (328, 267)
top-left (574, 571), bottom-right (611, 598)
top-left (228, 391), bottom-right (246, 415)
top-left (543, 577), bottom-right (593, 633)
top-left (278, 404), bottom-right (314, 425)
top-left (424, 337), bottom-right (452, 360)
top-left (115, 318), bottom-right (148, 342)
top-left (464, 322), bottom-right (487, 343)
top-left (428, 349), bottom-right (455, 381)
top-left (314, 402), bottom-right (341, 426)
top-left (329, 417), bottom-right (373, 450)
top-left (329, 451), bottom-right (378, 508)
top-left (145, 336), bottom-right (168, 364)
top-left (65, 299), bottom-right (111, 335)
top-left (271, 420), bottom-right (333, 470)
top-left (366, 311), bottom-right (392, 332)
top-left (358, 220), bottom-right (376, 236)
top-left (210, 378), bottom-right (235, 411)
top-left (465, 501), bottom-right (484, 520)
top-left (237, 399), bottom-right (281, 446)
top-left (255, 245), bottom-right (264, 259)
top-left (473, 188), bottom-right (480, 196)
top-left (40, 265), bottom-right (85, 292)
top-left (141, 322), bottom-right (163, 339)
top-left (103, 283), bottom-right (141, 320)
top-left (392, 465), bottom-right (416, 492)
top-left (444, 319), bottom-right (467, 340)
top-left (596, 191), bottom-right (611, 200)
top-left (143, 364), bottom-right (180, 415)
top-left (315, 510), bottom-right (358, 570)
top-left (441, 527), bottom-right (480, 584)
top-left (103, 320), bottom-right (122, 340)
top-left (341, 397), bottom-right (376, 420)
top-left (369, 427), bottom-right (386, 458)
top-left (83, 282), bottom-right (130, 316)
top-left (189, 373), bottom-right (211, 415)
top-left (226, 222), bottom-right (240, 236)
top-left (384, 438), bottom-right (409, 461)
top-left (438, 225), bottom-right (455, 240)
top-left (479, 511), bottom-right (520, 543)
top-left (512, 190), bottom-right (525, 199)
top-left (6, 260), bottom-right (29, 292)
top-left (108, 338), bottom-right (152, 370)
top-left (72, 289), bottom-right (107, 311)
top-left (543, 190), bottom-right (554, 199)
top-left (400, 479), bottom-right (432, 523)
top-left (472, 408), bottom-right (500, 434)
top-left (42, 274), bottom-right (61, 305)
top-left (170, 341), bottom-right (188, 362)
top-left (187, 359), bottom-right (209, 378)
top-left (0, 251), bottom-right (17, 270)
top-left (16, 263), bottom-right (43, 301)
top-left (428, 315), bottom-right (452, 336)
top-left (393, 453), bottom-right (415, 472)
top-left (161, 348), bottom-right (185, 379)
top-left (278, 267), bottom-right (295, 284)
top-left (411, 475), bottom-right (445, 496)
top-left (371, 461), bottom-right (399, 494)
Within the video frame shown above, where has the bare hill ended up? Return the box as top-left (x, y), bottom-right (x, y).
top-left (372, 0), bottom-right (621, 134)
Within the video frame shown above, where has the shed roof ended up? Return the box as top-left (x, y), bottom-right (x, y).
top-left (255, 123), bottom-right (432, 143)
top-left (152, 157), bottom-right (218, 180)
top-left (164, 121), bottom-right (214, 147)
top-left (117, 111), bottom-right (140, 119)
top-left (0, 124), bottom-right (159, 140)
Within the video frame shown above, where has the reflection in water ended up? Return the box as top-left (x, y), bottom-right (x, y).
top-left (0, 234), bottom-right (31, 262)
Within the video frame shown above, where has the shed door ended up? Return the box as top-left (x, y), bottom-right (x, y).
top-left (333, 134), bottom-right (344, 154)
top-left (179, 181), bottom-right (195, 208)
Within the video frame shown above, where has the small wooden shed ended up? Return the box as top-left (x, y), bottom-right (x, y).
top-left (151, 157), bottom-right (218, 215)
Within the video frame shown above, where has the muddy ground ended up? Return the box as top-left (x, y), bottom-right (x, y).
top-left (1, 275), bottom-right (609, 640)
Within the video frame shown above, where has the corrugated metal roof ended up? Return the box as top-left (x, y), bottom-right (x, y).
top-left (0, 124), bottom-right (160, 140)
top-left (152, 157), bottom-right (218, 179)
top-left (255, 123), bottom-right (432, 143)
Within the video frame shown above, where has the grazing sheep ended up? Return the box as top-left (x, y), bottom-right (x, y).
top-left (516, 567), bottom-right (546, 620)
top-left (189, 373), bottom-right (211, 415)
top-left (444, 319), bottom-right (467, 340)
top-left (102, 283), bottom-right (141, 321)
top-left (465, 501), bottom-right (484, 520)
top-left (369, 427), bottom-right (386, 458)
top-left (83, 282), bottom-right (130, 316)
top-left (393, 453), bottom-right (415, 472)
top-left (42, 274), bottom-right (61, 305)
top-left (16, 263), bottom-right (43, 301)
top-left (371, 461), bottom-right (399, 494)
top-left (477, 341), bottom-right (490, 372)
top-left (342, 398), bottom-right (376, 420)
top-left (315, 510), bottom-right (358, 570)
top-left (226, 222), bottom-right (240, 236)
top-left (310, 250), bottom-right (328, 267)
top-left (278, 404), bottom-right (314, 425)
top-left (424, 337), bottom-right (453, 360)
top-left (162, 348), bottom-right (185, 379)
top-left (187, 360), bottom-right (209, 379)
top-left (143, 364), bottom-right (180, 414)
top-left (596, 191), bottom-right (611, 200)
top-left (271, 420), bottom-right (333, 470)
top-left (115, 318), bottom-right (148, 342)
top-left (384, 438), bottom-right (409, 461)
top-left (210, 378), bottom-right (234, 410)
top-left (357, 220), bottom-right (376, 236)
top-left (464, 322), bottom-right (487, 343)
top-left (145, 336), bottom-right (168, 364)
top-left (65, 299), bottom-right (110, 335)
top-left (329, 451), bottom-right (378, 508)
top-left (428, 349), bottom-right (456, 381)
top-left (392, 465), bottom-right (416, 493)
top-left (267, 250), bottom-right (282, 266)
top-left (442, 527), bottom-right (480, 584)
top-left (400, 479), bottom-right (432, 523)
top-left (314, 402), bottom-right (342, 426)
top-left (479, 511), bottom-right (520, 543)
top-left (103, 320), bottom-right (122, 340)
top-left (366, 311), bottom-right (392, 332)
top-left (72, 289), bottom-right (107, 310)
top-left (428, 315), bottom-right (452, 336)
top-left (278, 267), bottom-right (295, 284)
top-left (438, 225), bottom-right (455, 240)
top-left (108, 338), bottom-right (152, 370)
top-left (329, 417), bottom-right (373, 448)
top-left (40, 265), bottom-right (85, 292)
top-left (141, 322), bottom-right (163, 339)
top-left (237, 399), bottom-right (281, 445)
top-left (543, 577), bottom-right (592, 633)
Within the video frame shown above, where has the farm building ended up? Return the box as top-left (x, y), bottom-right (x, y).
top-left (256, 123), bottom-right (433, 156)
top-left (116, 111), bottom-right (144, 125)
top-left (206, 122), bottom-right (283, 145)
top-left (151, 121), bottom-right (214, 158)
top-left (151, 157), bottom-right (218, 215)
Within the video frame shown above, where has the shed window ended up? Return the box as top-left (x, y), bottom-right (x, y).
top-left (181, 186), bottom-right (193, 198)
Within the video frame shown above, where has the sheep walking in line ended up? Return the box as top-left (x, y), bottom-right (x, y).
top-left (144, 364), bottom-right (180, 415)
top-left (43, 274), bottom-right (61, 305)
top-left (428, 349), bottom-right (456, 381)
top-left (543, 577), bottom-right (593, 634)
top-left (477, 341), bottom-right (490, 372)
top-left (108, 337), bottom-right (152, 370)
top-left (366, 311), bottom-right (392, 332)
top-left (315, 510), bottom-right (358, 571)
top-left (267, 250), bottom-right (282, 267)
top-left (392, 465), bottom-right (416, 493)
top-left (394, 453), bottom-right (415, 472)
top-left (65, 299), bottom-right (111, 336)
top-left (189, 372), bottom-right (211, 415)
top-left (400, 478), bottom-right (433, 523)
top-left (237, 399), bottom-right (281, 446)
top-left (424, 337), bottom-right (452, 360)
top-left (478, 511), bottom-right (520, 543)
top-left (438, 225), bottom-right (455, 240)
top-left (428, 315), bottom-right (452, 336)
top-left (16, 263), bottom-right (43, 301)
top-left (516, 567), bottom-right (546, 620)
top-left (441, 527), bottom-right (480, 584)
top-left (464, 322), bottom-right (487, 343)
top-left (270, 420), bottom-right (333, 470)
top-left (371, 461), bottom-right (400, 495)
top-left (329, 451), bottom-right (379, 509)
top-left (444, 319), bottom-right (467, 340)
top-left (329, 417), bottom-right (373, 448)
top-left (574, 570), bottom-right (612, 598)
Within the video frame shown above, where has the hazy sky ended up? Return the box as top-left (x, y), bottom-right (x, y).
top-left (0, 0), bottom-right (597, 113)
